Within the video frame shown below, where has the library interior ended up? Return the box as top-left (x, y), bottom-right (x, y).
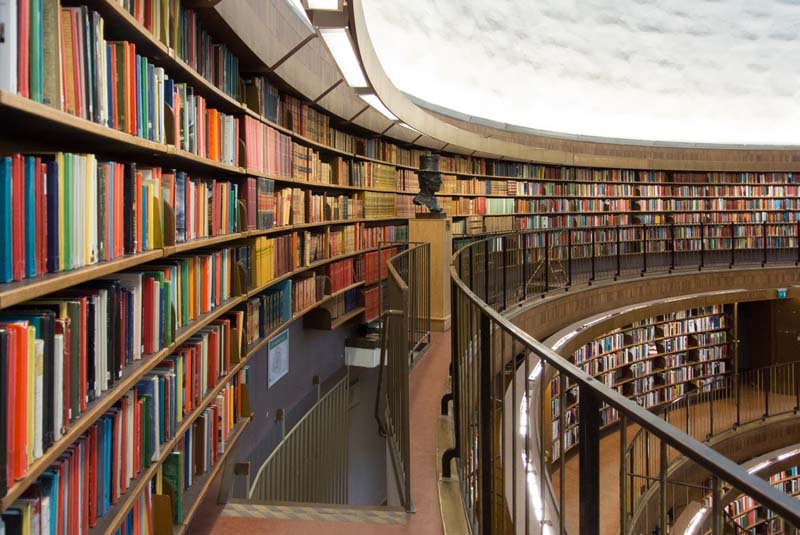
top-left (1, 0), bottom-right (800, 534)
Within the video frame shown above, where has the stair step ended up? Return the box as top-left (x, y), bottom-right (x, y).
top-left (221, 500), bottom-right (407, 525)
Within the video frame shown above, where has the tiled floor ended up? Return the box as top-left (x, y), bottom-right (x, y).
top-left (188, 332), bottom-right (452, 535)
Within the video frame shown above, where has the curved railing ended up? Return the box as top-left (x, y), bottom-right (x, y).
top-left (626, 361), bottom-right (800, 534)
top-left (447, 222), bottom-right (800, 535)
top-left (375, 241), bottom-right (431, 511)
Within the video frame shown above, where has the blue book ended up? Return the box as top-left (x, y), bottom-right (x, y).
top-left (45, 159), bottom-right (60, 273)
top-left (38, 470), bottom-right (59, 535)
top-left (0, 157), bottom-right (12, 282)
top-left (103, 416), bottom-right (112, 513)
top-left (175, 172), bottom-right (186, 242)
top-left (23, 156), bottom-right (36, 278)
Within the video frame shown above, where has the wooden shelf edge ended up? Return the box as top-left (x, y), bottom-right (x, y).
top-left (330, 307), bottom-right (365, 330)
top-left (0, 250), bottom-right (163, 310)
top-left (173, 417), bottom-right (251, 535)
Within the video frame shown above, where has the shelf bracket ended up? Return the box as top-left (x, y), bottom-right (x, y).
top-left (269, 33), bottom-right (318, 72)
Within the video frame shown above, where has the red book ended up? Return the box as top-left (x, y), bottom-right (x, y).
top-left (120, 395), bottom-right (128, 492)
top-left (68, 451), bottom-right (79, 535)
top-left (114, 163), bottom-right (124, 258)
top-left (17, 0), bottom-right (29, 98)
top-left (69, 9), bottom-right (82, 119)
top-left (11, 154), bottom-right (24, 281)
top-left (142, 277), bottom-right (155, 354)
top-left (1, 324), bottom-right (25, 482)
top-left (207, 328), bottom-right (219, 388)
top-left (128, 43), bottom-right (136, 135)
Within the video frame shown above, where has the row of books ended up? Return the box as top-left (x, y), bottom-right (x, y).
top-left (245, 281), bottom-right (292, 348)
top-left (0, 245), bottom-right (242, 493)
top-left (117, 0), bottom-right (241, 100)
top-left (319, 290), bottom-right (360, 324)
top-left (327, 259), bottom-right (357, 294)
top-left (0, 367), bottom-right (249, 535)
top-left (292, 274), bottom-right (326, 315)
top-left (5, 1), bottom-right (240, 164)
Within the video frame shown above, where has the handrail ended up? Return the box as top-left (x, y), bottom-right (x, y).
top-left (447, 223), bottom-right (800, 534)
top-left (375, 241), bottom-right (431, 512)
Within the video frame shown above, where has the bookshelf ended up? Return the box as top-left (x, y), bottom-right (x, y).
top-left (0, 0), bottom-right (800, 532)
top-left (549, 305), bottom-right (734, 460)
top-left (723, 466), bottom-right (800, 535)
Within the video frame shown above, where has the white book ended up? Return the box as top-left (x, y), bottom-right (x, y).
top-left (88, 155), bottom-right (98, 264)
top-left (0, 0), bottom-right (17, 93)
top-left (53, 333), bottom-right (63, 441)
top-left (34, 339), bottom-right (44, 459)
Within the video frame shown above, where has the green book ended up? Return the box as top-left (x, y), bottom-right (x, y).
top-left (29, 0), bottom-right (43, 103)
top-left (162, 451), bottom-right (183, 524)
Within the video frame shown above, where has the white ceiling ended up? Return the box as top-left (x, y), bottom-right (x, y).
top-left (360, 0), bottom-right (800, 146)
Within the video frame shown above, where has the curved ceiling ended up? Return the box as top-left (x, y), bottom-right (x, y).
top-left (360, 0), bottom-right (800, 146)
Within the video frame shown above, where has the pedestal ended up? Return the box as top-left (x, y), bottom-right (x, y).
top-left (410, 217), bottom-right (452, 331)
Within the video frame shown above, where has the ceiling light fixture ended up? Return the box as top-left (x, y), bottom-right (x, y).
top-left (307, 0), bottom-right (341, 9)
top-left (359, 93), bottom-right (398, 120)
top-left (319, 28), bottom-right (368, 88)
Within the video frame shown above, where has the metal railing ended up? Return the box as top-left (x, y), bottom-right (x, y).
top-left (626, 361), bottom-right (800, 534)
top-left (447, 222), bottom-right (800, 535)
top-left (248, 373), bottom-right (350, 504)
top-left (375, 242), bottom-right (431, 512)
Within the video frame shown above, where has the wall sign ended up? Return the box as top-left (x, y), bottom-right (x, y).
top-left (268, 329), bottom-right (290, 388)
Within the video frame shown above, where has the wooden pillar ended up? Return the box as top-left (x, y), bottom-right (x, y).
top-left (410, 217), bottom-right (452, 331)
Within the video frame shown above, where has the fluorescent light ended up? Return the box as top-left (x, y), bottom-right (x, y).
top-left (359, 93), bottom-right (398, 120)
top-left (320, 28), bottom-right (368, 88)
top-left (307, 0), bottom-right (339, 9)
top-left (400, 122), bottom-right (422, 134)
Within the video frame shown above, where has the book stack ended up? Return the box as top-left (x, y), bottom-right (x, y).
top-left (243, 76), bottom-right (280, 123)
top-left (361, 192), bottom-right (396, 218)
top-left (292, 274), bottom-right (325, 315)
top-left (361, 286), bottom-right (381, 323)
top-left (328, 225), bottom-right (359, 258)
top-left (360, 225), bottom-right (408, 248)
top-left (326, 259), bottom-right (355, 293)
top-left (246, 280), bottom-right (292, 346)
top-left (241, 116), bottom-right (292, 177)
top-left (250, 234), bottom-right (298, 289)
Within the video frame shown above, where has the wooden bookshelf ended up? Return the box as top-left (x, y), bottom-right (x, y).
top-left (549, 304), bottom-right (733, 460)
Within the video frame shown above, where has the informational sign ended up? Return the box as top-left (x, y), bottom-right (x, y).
top-left (268, 329), bottom-right (290, 388)
top-left (778, 288), bottom-right (788, 299)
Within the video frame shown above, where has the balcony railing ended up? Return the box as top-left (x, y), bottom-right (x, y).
top-left (447, 222), bottom-right (800, 535)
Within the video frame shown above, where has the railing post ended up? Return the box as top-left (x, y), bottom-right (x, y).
top-left (620, 414), bottom-right (628, 535)
top-left (764, 368), bottom-right (770, 418)
top-left (484, 241), bottom-right (490, 304)
top-left (615, 225), bottom-right (621, 280)
top-left (641, 225), bottom-right (647, 276)
top-left (660, 441), bottom-right (668, 535)
top-left (579, 384), bottom-right (601, 535)
top-left (699, 223), bottom-right (705, 270)
top-left (567, 229), bottom-right (573, 288)
top-left (730, 222), bottom-right (735, 268)
top-left (442, 278), bottom-right (460, 478)
top-left (670, 222), bottom-right (676, 273)
top-left (545, 231), bottom-right (550, 293)
top-left (712, 476), bottom-right (722, 535)
top-left (502, 237), bottom-right (508, 310)
top-left (709, 385), bottom-right (715, 439)
top-left (795, 362), bottom-right (800, 413)
top-left (762, 221), bottom-right (768, 266)
top-left (469, 246), bottom-right (474, 290)
top-left (479, 312), bottom-right (494, 534)
top-left (522, 234), bottom-right (529, 300)
top-left (590, 228), bottom-right (596, 283)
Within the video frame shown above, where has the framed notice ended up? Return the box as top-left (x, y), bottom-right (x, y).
top-left (268, 329), bottom-right (290, 388)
